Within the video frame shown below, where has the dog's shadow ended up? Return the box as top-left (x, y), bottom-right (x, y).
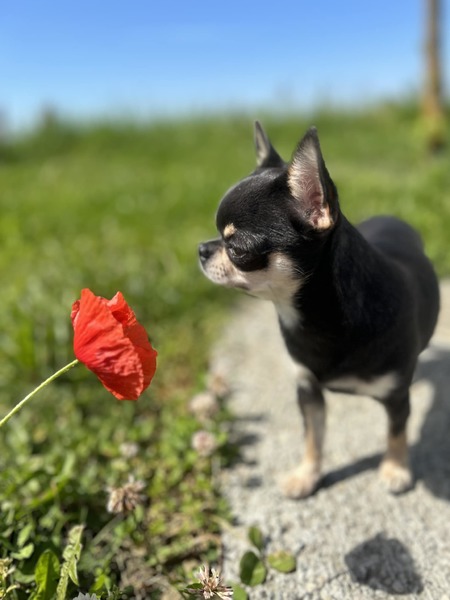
top-left (410, 344), bottom-right (450, 499)
top-left (344, 532), bottom-right (423, 595)
top-left (322, 344), bottom-right (450, 501)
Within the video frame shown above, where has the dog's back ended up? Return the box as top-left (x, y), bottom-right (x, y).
top-left (358, 216), bottom-right (440, 351)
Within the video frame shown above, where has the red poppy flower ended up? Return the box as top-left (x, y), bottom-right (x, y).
top-left (71, 289), bottom-right (157, 400)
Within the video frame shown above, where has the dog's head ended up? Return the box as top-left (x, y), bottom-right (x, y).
top-left (199, 122), bottom-right (339, 307)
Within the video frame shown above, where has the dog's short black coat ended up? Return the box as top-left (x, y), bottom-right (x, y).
top-left (199, 122), bottom-right (440, 498)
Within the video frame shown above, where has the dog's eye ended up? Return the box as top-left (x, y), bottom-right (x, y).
top-left (228, 246), bottom-right (247, 261)
top-left (226, 240), bottom-right (270, 271)
top-left (227, 245), bottom-right (264, 271)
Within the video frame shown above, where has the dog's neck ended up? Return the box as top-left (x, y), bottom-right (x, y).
top-left (277, 216), bottom-right (389, 335)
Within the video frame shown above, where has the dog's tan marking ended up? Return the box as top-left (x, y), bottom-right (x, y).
top-left (379, 431), bottom-right (412, 494)
top-left (303, 402), bottom-right (325, 466)
top-left (282, 399), bottom-right (325, 499)
top-left (386, 431), bottom-right (408, 463)
top-left (223, 223), bottom-right (236, 239)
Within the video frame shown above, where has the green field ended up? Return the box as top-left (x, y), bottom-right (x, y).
top-left (0, 105), bottom-right (449, 598)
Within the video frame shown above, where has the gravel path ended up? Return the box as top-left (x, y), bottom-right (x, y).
top-left (211, 282), bottom-right (450, 599)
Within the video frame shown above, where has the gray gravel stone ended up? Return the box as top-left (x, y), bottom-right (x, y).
top-left (211, 282), bottom-right (450, 599)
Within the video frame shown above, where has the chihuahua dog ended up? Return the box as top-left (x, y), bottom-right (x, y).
top-left (199, 122), bottom-right (440, 499)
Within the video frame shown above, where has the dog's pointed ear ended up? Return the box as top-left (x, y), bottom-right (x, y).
top-left (288, 127), bottom-right (338, 231)
top-left (254, 120), bottom-right (284, 168)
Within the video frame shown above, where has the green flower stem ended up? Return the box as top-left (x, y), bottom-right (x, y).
top-left (0, 359), bottom-right (80, 428)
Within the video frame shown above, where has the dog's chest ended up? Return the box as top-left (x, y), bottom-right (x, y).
top-left (276, 302), bottom-right (301, 329)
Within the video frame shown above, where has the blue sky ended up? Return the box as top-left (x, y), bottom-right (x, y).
top-left (2, 1), bottom-right (449, 129)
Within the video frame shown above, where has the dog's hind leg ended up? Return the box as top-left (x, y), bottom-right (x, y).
top-left (281, 370), bottom-right (325, 499)
top-left (379, 390), bottom-right (413, 494)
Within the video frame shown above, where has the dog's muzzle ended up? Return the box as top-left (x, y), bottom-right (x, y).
top-left (198, 239), bottom-right (222, 266)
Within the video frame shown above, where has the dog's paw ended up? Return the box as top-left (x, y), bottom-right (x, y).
top-left (280, 464), bottom-right (321, 499)
top-left (379, 459), bottom-right (413, 494)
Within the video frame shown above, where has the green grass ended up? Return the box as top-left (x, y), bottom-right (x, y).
top-left (0, 104), bottom-right (449, 598)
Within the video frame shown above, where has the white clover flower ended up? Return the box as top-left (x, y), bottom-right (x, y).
top-left (119, 441), bottom-right (139, 458)
top-left (186, 564), bottom-right (233, 599)
top-left (191, 430), bottom-right (218, 457)
top-left (188, 391), bottom-right (219, 420)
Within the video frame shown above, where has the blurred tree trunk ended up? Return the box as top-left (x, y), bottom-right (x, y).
top-left (423, 0), bottom-right (446, 153)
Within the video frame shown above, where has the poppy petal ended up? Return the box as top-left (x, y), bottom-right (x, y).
top-left (72, 289), bottom-right (157, 400)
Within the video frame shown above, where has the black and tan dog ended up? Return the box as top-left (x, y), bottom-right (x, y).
top-left (199, 122), bottom-right (440, 498)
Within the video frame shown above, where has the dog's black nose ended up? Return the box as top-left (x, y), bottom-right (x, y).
top-left (199, 239), bottom-right (222, 264)
top-left (198, 242), bottom-right (212, 263)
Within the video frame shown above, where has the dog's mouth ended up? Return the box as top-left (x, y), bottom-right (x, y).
top-left (232, 282), bottom-right (250, 291)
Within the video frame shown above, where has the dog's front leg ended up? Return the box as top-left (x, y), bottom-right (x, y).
top-left (281, 372), bottom-right (325, 499)
top-left (379, 390), bottom-right (413, 494)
